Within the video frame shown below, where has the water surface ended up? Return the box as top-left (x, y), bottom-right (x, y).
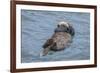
top-left (21, 10), bottom-right (90, 63)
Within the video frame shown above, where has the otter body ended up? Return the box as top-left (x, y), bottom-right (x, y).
top-left (42, 21), bottom-right (75, 56)
top-left (50, 32), bottom-right (71, 51)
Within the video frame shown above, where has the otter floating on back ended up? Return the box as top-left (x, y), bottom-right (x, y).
top-left (41, 21), bottom-right (75, 56)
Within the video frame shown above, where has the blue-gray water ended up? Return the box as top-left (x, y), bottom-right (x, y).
top-left (21, 10), bottom-right (90, 63)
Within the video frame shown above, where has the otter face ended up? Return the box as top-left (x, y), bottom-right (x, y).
top-left (57, 21), bottom-right (69, 28)
top-left (55, 21), bottom-right (70, 33)
top-left (57, 21), bottom-right (75, 37)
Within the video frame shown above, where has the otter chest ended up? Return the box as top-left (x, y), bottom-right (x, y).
top-left (52, 32), bottom-right (72, 49)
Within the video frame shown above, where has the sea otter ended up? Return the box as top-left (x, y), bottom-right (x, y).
top-left (42, 21), bottom-right (75, 56)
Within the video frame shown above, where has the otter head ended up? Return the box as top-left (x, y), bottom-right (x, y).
top-left (57, 21), bottom-right (75, 37)
top-left (57, 21), bottom-right (69, 28)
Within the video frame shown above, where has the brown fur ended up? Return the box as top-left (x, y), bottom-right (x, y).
top-left (42, 21), bottom-right (74, 56)
top-left (42, 32), bottom-right (72, 56)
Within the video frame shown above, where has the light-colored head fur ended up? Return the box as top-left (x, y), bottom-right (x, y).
top-left (58, 21), bottom-right (69, 27)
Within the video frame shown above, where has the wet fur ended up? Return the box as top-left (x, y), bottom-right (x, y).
top-left (42, 22), bottom-right (75, 56)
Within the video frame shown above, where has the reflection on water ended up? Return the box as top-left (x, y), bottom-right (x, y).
top-left (21, 10), bottom-right (90, 63)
